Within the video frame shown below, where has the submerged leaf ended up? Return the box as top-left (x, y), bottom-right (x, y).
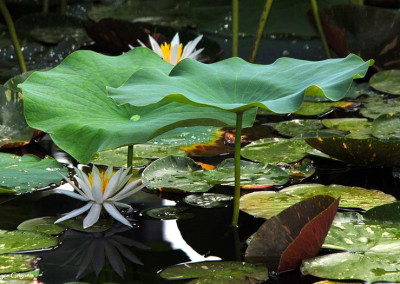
top-left (142, 206), bottom-right (194, 220)
top-left (183, 193), bottom-right (233, 208)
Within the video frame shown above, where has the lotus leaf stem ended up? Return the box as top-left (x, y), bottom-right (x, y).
top-left (232, 0), bottom-right (239, 57)
top-left (232, 111), bottom-right (243, 227)
top-left (249, 0), bottom-right (274, 63)
top-left (310, 0), bottom-right (331, 58)
top-left (0, 0), bottom-right (27, 73)
top-left (127, 145), bottom-right (133, 172)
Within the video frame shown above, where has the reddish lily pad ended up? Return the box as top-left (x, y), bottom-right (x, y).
top-left (245, 195), bottom-right (339, 272)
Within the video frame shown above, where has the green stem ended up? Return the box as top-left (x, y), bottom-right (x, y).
top-left (232, 0), bottom-right (239, 57)
top-left (232, 111), bottom-right (243, 227)
top-left (127, 145), bottom-right (133, 171)
top-left (43, 0), bottom-right (49, 13)
top-left (249, 0), bottom-right (274, 63)
top-left (61, 0), bottom-right (67, 14)
top-left (310, 0), bottom-right (331, 58)
top-left (0, 0), bottom-right (26, 73)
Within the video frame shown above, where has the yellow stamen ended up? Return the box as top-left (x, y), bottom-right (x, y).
top-left (88, 171), bottom-right (111, 194)
top-left (160, 42), bottom-right (171, 63)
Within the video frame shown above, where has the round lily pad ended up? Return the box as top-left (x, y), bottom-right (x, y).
top-left (370, 69), bottom-right (400, 95)
top-left (241, 138), bottom-right (313, 164)
top-left (239, 184), bottom-right (396, 219)
top-left (132, 144), bottom-right (187, 159)
top-left (0, 153), bottom-right (68, 194)
top-left (160, 261), bottom-right (268, 282)
top-left (301, 252), bottom-right (400, 283)
top-left (91, 146), bottom-right (150, 168)
top-left (360, 95), bottom-right (400, 119)
top-left (273, 119), bottom-right (323, 137)
top-left (0, 254), bottom-right (37, 274)
top-left (183, 193), bottom-right (233, 208)
top-left (371, 113), bottom-right (400, 141)
top-left (142, 206), bottom-right (194, 220)
top-left (0, 230), bottom-right (58, 254)
top-left (17, 217), bottom-right (65, 235)
top-left (322, 118), bottom-right (372, 139)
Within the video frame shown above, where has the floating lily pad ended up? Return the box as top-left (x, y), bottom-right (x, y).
top-left (0, 254), bottom-right (37, 274)
top-left (159, 261), bottom-right (268, 282)
top-left (371, 113), bottom-right (400, 141)
top-left (142, 156), bottom-right (289, 193)
top-left (142, 206), bottom-right (194, 220)
top-left (0, 153), bottom-right (68, 194)
top-left (321, 118), bottom-right (372, 139)
top-left (239, 184), bottom-right (396, 219)
top-left (183, 193), bottom-right (233, 208)
top-left (360, 95), bottom-right (400, 119)
top-left (132, 144), bottom-right (186, 159)
top-left (0, 230), bottom-right (58, 254)
top-left (273, 119), bottom-right (323, 137)
top-left (301, 252), bottom-right (400, 283)
top-left (91, 146), bottom-right (150, 168)
top-left (241, 138), bottom-right (313, 164)
top-left (284, 159), bottom-right (316, 183)
top-left (370, 70), bottom-right (400, 95)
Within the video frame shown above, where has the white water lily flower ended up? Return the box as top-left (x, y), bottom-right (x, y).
top-left (137, 32), bottom-right (204, 65)
top-left (55, 166), bottom-right (145, 229)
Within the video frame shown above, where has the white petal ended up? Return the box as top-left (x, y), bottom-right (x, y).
top-left (113, 201), bottom-right (133, 210)
top-left (171, 33), bottom-right (180, 46)
top-left (74, 167), bottom-right (91, 189)
top-left (148, 35), bottom-right (163, 57)
top-left (54, 202), bottom-right (93, 224)
top-left (75, 176), bottom-right (94, 200)
top-left (137, 39), bottom-right (146, 47)
top-left (103, 167), bottom-right (123, 200)
top-left (186, 48), bottom-right (204, 60)
top-left (58, 172), bottom-right (87, 198)
top-left (104, 202), bottom-right (132, 227)
top-left (170, 43), bottom-right (179, 65)
top-left (56, 189), bottom-right (89, 201)
top-left (92, 185), bottom-right (103, 204)
top-left (109, 181), bottom-right (145, 202)
top-left (83, 203), bottom-right (102, 228)
top-left (181, 34), bottom-right (203, 59)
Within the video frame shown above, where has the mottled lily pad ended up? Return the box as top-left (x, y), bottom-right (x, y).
top-left (183, 193), bottom-right (233, 208)
top-left (91, 146), bottom-right (150, 168)
top-left (273, 119), bottom-right (323, 137)
top-left (142, 206), bottom-right (194, 220)
top-left (360, 95), bottom-right (400, 119)
top-left (0, 153), bottom-right (68, 194)
top-left (239, 184), bottom-right (396, 219)
top-left (159, 261), bottom-right (268, 282)
top-left (371, 113), bottom-right (400, 141)
top-left (0, 254), bottom-right (37, 274)
top-left (321, 118), bottom-right (372, 139)
top-left (241, 138), bottom-right (313, 164)
top-left (0, 230), bottom-right (58, 254)
top-left (301, 252), bottom-right (400, 283)
top-left (370, 70), bottom-right (400, 95)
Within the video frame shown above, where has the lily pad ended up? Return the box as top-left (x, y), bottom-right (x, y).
top-left (108, 54), bottom-right (371, 113)
top-left (142, 206), bottom-right (194, 220)
top-left (20, 48), bottom-right (256, 164)
top-left (321, 118), bottom-right (372, 139)
top-left (0, 153), bottom-right (68, 194)
top-left (159, 261), bottom-right (268, 282)
top-left (0, 254), bottom-right (37, 274)
top-left (273, 119), bottom-right (323, 137)
top-left (246, 195), bottom-right (339, 272)
top-left (183, 193), bottom-right (233, 208)
top-left (370, 70), bottom-right (400, 95)
top-left (241, 138), bottom-right (313, 164)
top-left (91, 146), bottom-right (151, 168)
top-left (360, 95), bottom-right (400, 119)
top-left (301, 252), bottom-right (400, 283)
top-left (258, 101), bottom-right (356, 116)
top-left (0, 230), bottom-right (58, 254)
top-left (239, 184), bottom-right (396, 219)
top-left (371, 113), bottom-right (400, 140)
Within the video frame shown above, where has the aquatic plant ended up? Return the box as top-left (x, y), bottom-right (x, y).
top-left (55, 166), bottom-right (144, 228)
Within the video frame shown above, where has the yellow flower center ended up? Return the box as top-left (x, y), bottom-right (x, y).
top-left (160, 42), bottom-right (183, 63)
top-left (88, 171), bottom-right (111, 194)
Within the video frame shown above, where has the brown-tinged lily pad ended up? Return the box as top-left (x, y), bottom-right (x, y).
top-left (245, 195), bottom-right (339, 272)
top-left (239, 184), bottom-right (395, 219)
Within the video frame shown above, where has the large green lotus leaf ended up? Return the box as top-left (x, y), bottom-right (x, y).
top-left (241, 138), bottom-right (314, 164)
top-left (370, 70), bottom-right (400, 95)
top-left (305, 135), bottom-right (400, 166)
top-left (371, 113), bottom-right (400, 140)
top-left (259, 101), bottom-right (356, 116)
top-left (273, 119), bottom-right (323, 137)
top-left (0, 254), bottom-right (38, 279)
top-left (19, 48), bottom-right (255, 164)
top-left (0, 85), bottom-right (35, 149)
top-left (142, 156), bottom-right (289, 193)
top-left (0, 153), bottom-right (68, 194)
top-left (360, 95), bottom-right (400, 119)
top-left (0, 230), bottom-right (58, 254)
top-left (159, 261), bottom-right (268, 282)
top-left (108, 54), bottom-right (372, 113)
top-left (301, 252), bottom-right (400, 283)
top-left (239, 184), bottom-right (396, 219)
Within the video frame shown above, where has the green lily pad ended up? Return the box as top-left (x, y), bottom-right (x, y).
top-left (109, 54), bottom-right (371, 113)
top-left (239, 184), bottom-right (396, 219)
top-left (19, 47), bottom-right (256, 164)
top-left (259, 101), bottom-right (357, 116)
top-left (273, 119), bottom-right (323, 137)
top-left (183, 193), bottom-right (233, 208)
top-left (132, 144), bottom-right (186, 159)
top-left (301, 252), bottom-right (400, 283)
top-left (0, 254), bottom-right (37, 274)
top-left (241, 138), bottom-right (313, 164)
top-left (371, 113), bottom-right (400, 141)
top-left (0, 153), bottom-right (68, 194)
top-left (0, 230), bottom-right (58, 254)
top-left (142, 156), bottom-right (289, 193)
top-left (159, 261), bottom-right (268, 282)
top-left (91, 146), bottom-right (150, 168)
top-left (370, 70), bottom-right (400, 95)
top-left (360, 95), bottom-right (400, 119)
top-left (321, 118), bottom-right (372, 139)
top-left (142, 206), bottom-right (194, 220)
